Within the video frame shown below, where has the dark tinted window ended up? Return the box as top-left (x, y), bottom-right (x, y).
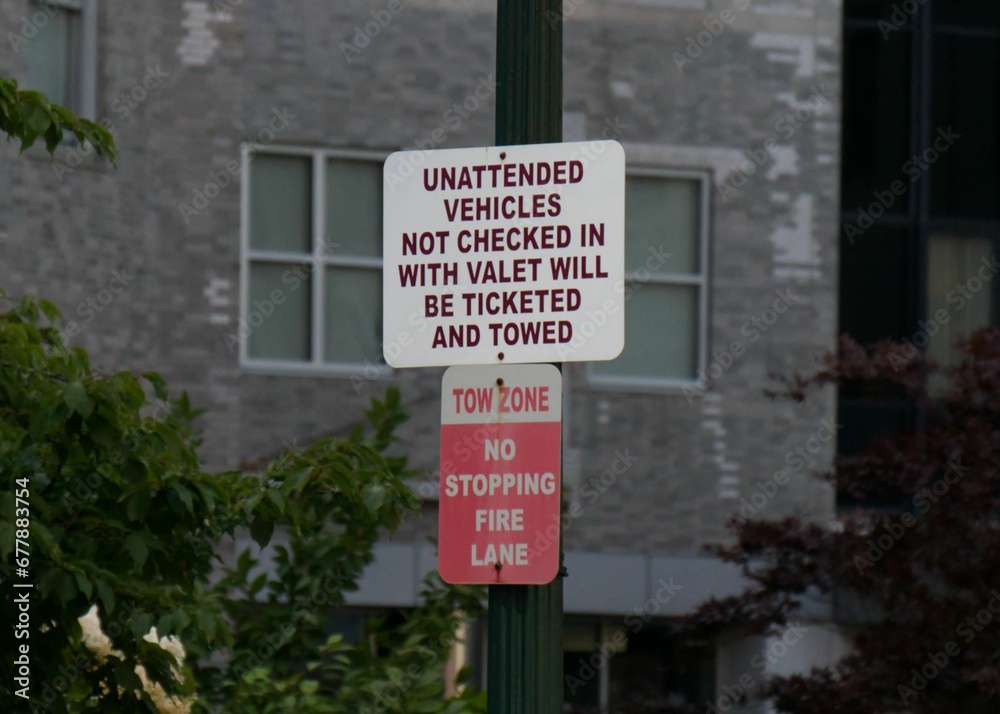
top-left (837, 399), bottom-right (914, 458)
top-left (845, 0), bottom-right (915, 24)
top-left (841, 27), bottom-right (912, 214)
top-left (934, 3), bottom-right (1000, 29)
top-left (840, 226), bottom-right (914, 345)
top-left (608, 626), bottom-right (713, 707)
top-left (929, 35), bottom-right (1000, 221)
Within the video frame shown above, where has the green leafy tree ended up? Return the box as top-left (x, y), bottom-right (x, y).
top-left (197, 390), bottom-right (486, 713)
top-left (2, 81), bottom-right (482, 713)
top-left (0, 72), bottom-right (115, 160)
top-left (0, 293), bottom-right (485, 712)
top-left (1, 293), bottom-right (221, 711)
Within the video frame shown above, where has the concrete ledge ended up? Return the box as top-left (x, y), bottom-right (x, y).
top-left (346, 544), bottom-right (759, 617)
top-left (649, 555), bottom-right (747, 616)
top-left (564, 552), bottom-right (648, 613)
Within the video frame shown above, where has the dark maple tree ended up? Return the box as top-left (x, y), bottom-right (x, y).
top-left (674, 328), bottom-right (1000, 714)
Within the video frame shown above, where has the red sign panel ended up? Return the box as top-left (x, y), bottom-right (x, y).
top-left (439, 364), bottom-right (562, 585)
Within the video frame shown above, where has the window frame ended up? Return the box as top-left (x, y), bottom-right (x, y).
top-left (924, 227), bottom-right (1000, 366)
top-left (79, 0), bottom-right (97, 119)
top-left (24, 0), bottom-right (97, 118)
top-left (837, 0), bottom-right (1000, 507)
top-left (239, 144), bottom-right (391, 379)
top-left (586, 166), bottom-right (711, 393)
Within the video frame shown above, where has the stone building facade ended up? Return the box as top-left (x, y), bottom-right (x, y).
top-left (1, 0), bottom-right (846, 710)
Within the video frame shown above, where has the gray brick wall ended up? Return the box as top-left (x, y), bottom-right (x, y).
top-left (0, 0), bottom-right (841, 559)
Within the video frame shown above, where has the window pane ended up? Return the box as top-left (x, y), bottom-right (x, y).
top-left (592, 284), bottom-right (698, 380)
top-left (839, 225), bottom-right (914, 344)
top-left (844, 0), bottom-right (911, 23)
top-left (247, 263), bottom-right (311, 360)
top-left (930, 35), bottom-right (1000, 221)
top-left (837, 398), bottom-right (914, 458)
top-left (841, 26), bottom-right (912, 215)
top-left (563, 621), bottom-right (601, 710)
top-left (250, 155), bottom-right (311, 252)
top-left (326, 158), bottom-right (382, 258)
top-left (926, 235), bottom-right (997, 366)
top-left (934, 3), bottom-right (1000, 29)
top-left (837, 397), bottom-right (915, 508)
top-left (324, 267), bottom-right (381, 364)
top-left (608, 626), bottom-right (714, 707)
top-left (25, 3), bottom-right (77, 107)
top-left (625, 176), bottom-right (699, 274)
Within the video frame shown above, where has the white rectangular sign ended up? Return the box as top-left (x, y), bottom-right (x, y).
top-left (382, 140), bottom-right (625, 368)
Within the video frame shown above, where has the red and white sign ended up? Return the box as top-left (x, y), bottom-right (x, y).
top-left (382, 140), bottom-right (625, 368)
top-left (438, 364), bottom-right (562, 585)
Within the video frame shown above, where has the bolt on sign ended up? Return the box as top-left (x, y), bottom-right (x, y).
top-left (382, 140), bottom-right (625, 368)
top-left (439, 364), bottom-right (562, 585)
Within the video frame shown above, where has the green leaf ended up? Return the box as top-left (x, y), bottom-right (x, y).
top-left (1, 79), bottom-right (116, 161)
top-left (247, 572), bottom-right (268, 596)
top-left (121, 458), bottom-right (147, 483)
top-left (131, 613), bottom-right (155, 639)
top-left (193, 481), bottom-right (217, 512)
top-left (414, 699), bottom-right (445, 712)
top-left (38, 299), bottom-right (62, 322)
top-left (30, 520), bottom-right (58, 557)
top-left (114, 660), bottom-right (143, 693)
top-left (249, 516), bottom-right (274, 548)
top-left (125, 532), bottom-right (149, 567)
top-left (143, 372), bottom-right (169, 402)
top-left (23, 101), bottom-right (52, 134)
top-left (57, 571), bottom-right (77, 606)
top-left (74, 572), bottom-right (93, 599)
top-left (44, 121), bottom-right (61, 153)
top-left (85, 413), bottom-right (118, 448)
top-left (126, 488), bottom-right (151, 522)
top-left (172, 483), bottom-right (194, 513)
top-left (266, 488), bottom-right (286, 513)
top-left (196, 609), bottom-right (217, 643)
top-left (95, 579), bottom-right (115, 614)
top-left (362, 483), bottom-right (387, 514)
top-left (236, 547), bottom-right (254, 577)
top-left (63, 380), bottom-right (94, 417)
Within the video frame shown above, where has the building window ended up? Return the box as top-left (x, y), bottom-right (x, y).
top-left (838, 0), bottom-right (1000, 499)
top-left (23, 0), bottom-right (96, 117)
top-left (562, 618), bottom-right (715, 711)
top-left (589, 171), bottom-right (709, 388)
top-left (926, 232), bottom-right (1000, 368)
top-left (240, 147), bottom-right (385, 375)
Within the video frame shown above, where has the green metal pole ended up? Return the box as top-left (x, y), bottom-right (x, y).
top-left (489, 2), bottom-right (563, 713)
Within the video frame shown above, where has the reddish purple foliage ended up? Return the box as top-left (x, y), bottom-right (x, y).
top-left (677, 328), bottom-right (1000, 713)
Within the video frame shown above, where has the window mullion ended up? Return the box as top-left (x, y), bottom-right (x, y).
top-left (914, 1), bottom-right (932, 331)
top-left (239, 147), bottom-right (252, 366)
top-left (312, 151), bottom-right (326, 365)
top-left (80, 0), bottom-right (97, 118)
top-left (627, 273), bottom-right (701, 285)
top-left (328, 256), bottom-right (383, 270)
top-left (698, 174), bottom-right (710, 382)
top-left (247, 250), bottom-right (313, 263)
